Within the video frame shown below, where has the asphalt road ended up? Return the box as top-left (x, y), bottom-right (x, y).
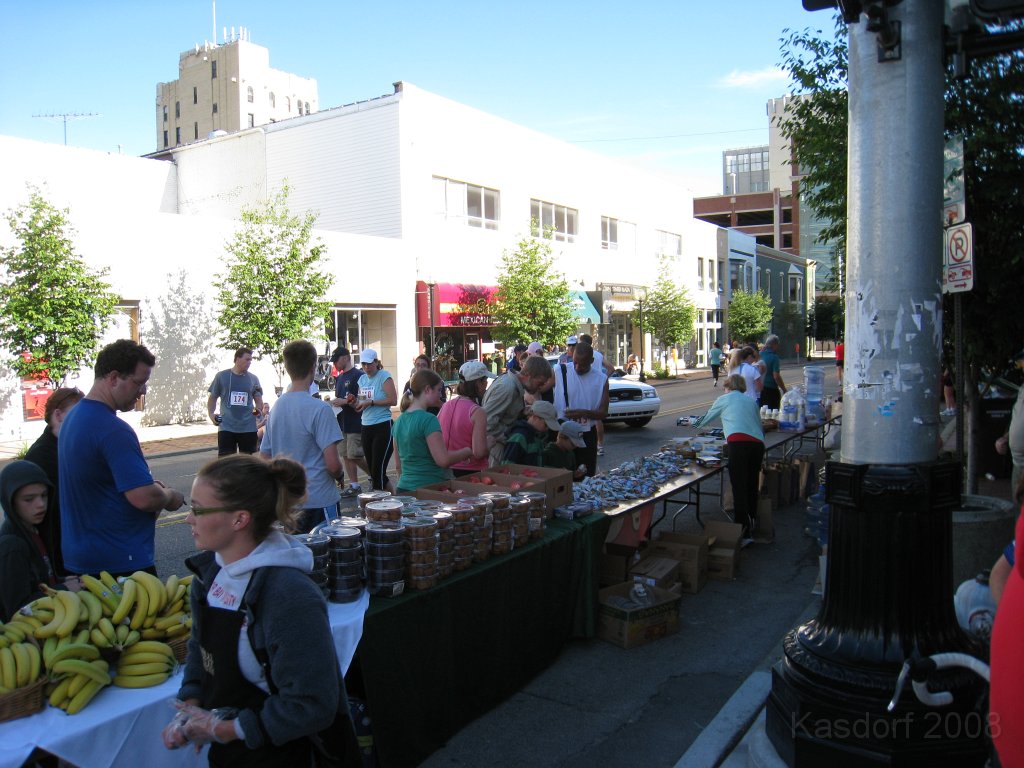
top-left (149, 370), bottom-right (752, 578)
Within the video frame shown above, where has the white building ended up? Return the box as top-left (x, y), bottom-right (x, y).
top-left (0, 80), bottom-right (717, 440)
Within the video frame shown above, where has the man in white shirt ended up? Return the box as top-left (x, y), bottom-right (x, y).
top-left (738, 346), bottom-right (762, 403)
top-left (552, 341), bottom-right (609, 477)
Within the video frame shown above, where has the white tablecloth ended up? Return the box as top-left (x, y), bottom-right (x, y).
top-left (0, 589), bottom-right (369, 768)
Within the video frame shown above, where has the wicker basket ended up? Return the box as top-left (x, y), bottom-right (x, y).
top-left (0, 677), bottom-right (47, 723)
top-left (167, 635), bottom-right (189, 664)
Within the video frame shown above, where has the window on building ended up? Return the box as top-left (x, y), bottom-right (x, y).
top-left (247, 86), bottom-right (254, 103)
top-left (211, 60), bottom-right (217, 78)
top-left (789, 275), bottom-right (802, 304)
top-left (247, 113), bottom-right (255, 128)
top-left (287, 97), bottom-right (292, 113)
top-left (655, 230), bottom-right (682, 258)
top-left (269, 92), bottom-right (275, 108)
top-left (163, 130), bottom-right (168, 148)
top-left (697, 258), bottom-right (704, 290)
top-left (530, 199), bottom-right (577, 243)
top-left (212, 102), bottom-right (218, 114)
top-left (738, 153), bottom-right (750, 173)
top-left (175, 127), bottom-right (181, 145)
top-left (304, 101), bottom-right (311, 115)
top-left (162, 105), bottom-right (168, 123)
top-left (175, 101), bottom-right (180, 119)
top-left (193, 86), bottom-right (198, 105)
top-left (782, 233), bottom-right (793, 249)
top-left (751, 181), bottom-right (769, 193)
top-left (779, 274), bottom-right (786, 302)
top-left (433, 177), bottom-right (500, 230)
top-left (601, 216), bottom-right (618, 249)
top-left (194, 122), bottom-right (198, 140)
top-left (726, 155), bottom-right (737, 175)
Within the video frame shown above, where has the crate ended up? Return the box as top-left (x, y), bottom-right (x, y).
top-left (0, 677), bottom-right (46, 723)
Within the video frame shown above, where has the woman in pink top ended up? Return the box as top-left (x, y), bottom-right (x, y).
top-left (438, 360), bottom-right (494, 476)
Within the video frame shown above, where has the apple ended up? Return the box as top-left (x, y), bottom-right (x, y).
top-left (481, 476), bottom-right (495, 486)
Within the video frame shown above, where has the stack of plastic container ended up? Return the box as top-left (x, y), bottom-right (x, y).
top-left (364, 521), bottom-right (406, 596)
top-left (515, 490), bottom-right (548, 540)
top-left (293, 532), bottom-right (332, 599)
top-left (432, 509), bottom-right (455, 578)
top-left (508, 496), bottom-right (532, 548)
top-left (481, 493), bottom-right (514, 555)
top-left (402, 516), bottom-right (439, 590)
top-left (443, 503), bottom-right (476, 570)
top-left (318, 525), bottom-right (365, 603)
top-left (461, 496), bottom-right (494, 563)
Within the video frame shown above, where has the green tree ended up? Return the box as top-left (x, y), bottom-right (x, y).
top-left (630, 257), bottom-right (696, 367)
top-left (728, 289), bottom-right (774, 343)
top-left (491, 233), bottom-right (577, 347)
top-left (0, 187), bottom-right (118, 385)
top-left (214, 185), bottom-right (332, 386)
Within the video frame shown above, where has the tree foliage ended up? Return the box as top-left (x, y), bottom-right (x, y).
top-left (728, 289), bottom-right (775, 343)
top-left (0, 187), bottom-right (118, 385)
top-left (808, 295), bottom-right (844, 341)
top-left (491, 234), bottom-right (577, 347)
top-left (630, 257), bottom-right (696, 363)
top-left (214, 185), bottom-right (332, 384)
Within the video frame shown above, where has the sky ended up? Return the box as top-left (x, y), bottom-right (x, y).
top-left (0, 1), bottom-right (833, 197)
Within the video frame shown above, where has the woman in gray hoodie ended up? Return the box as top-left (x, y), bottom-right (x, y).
top-left (0, 460), bottom-right (58, 621)
top-left (162, 453), bottom-right (357, 767)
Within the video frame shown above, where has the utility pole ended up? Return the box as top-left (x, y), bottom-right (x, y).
top-left (766, 1), bottom-right (987, 765)
top-left (32, 112), bottom-right (100, 146)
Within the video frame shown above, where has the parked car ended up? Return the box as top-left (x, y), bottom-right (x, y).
top-left (547, 356), bottom-right (661, 427)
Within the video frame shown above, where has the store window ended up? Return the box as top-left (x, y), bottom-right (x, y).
top-left (655, 229), bottom-right (681, 259)
top-left (530, 199), bottom-right (577, 243)
top-left (433, 177), bottom-right (500, 230)
top-left (601, 216), bottom-right (618, 250)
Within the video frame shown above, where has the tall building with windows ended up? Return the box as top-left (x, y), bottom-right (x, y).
top-left (155, 29), bottom-right (317, 150)
top-left (723, 145), bottom-right (771, 194)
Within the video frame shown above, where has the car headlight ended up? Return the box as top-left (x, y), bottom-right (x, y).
top-left (643, 389), bottom-right (657, 399)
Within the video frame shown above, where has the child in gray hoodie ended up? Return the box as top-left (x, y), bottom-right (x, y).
top-left (0, 460), bottom-right (58, 621)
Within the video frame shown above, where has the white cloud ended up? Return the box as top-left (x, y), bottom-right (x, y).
top-left (718, 67), bottom-right (787, 88)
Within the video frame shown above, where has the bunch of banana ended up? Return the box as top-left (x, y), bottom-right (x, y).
top-left (0, 640), bottom-right (42, 694)
top-left (30, 590), bottom-right (86, 640)
top-left (0, 612), bottom-right (47, 647)
top-left (46, 656), bottom-right (112, 715)
top-left (109, 572), bottom-right (193, 642)
top-left (87, 618), bottom-right (141, 653)
top-left (112, 641), bottom-right (177, 688)
top-left (78, 572), bottom-right (123, 618)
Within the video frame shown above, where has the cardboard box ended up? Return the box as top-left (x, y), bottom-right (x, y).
top-left (650, 531), bottom-right (709, 594)
top-left (629, 554), bottom-right (680, 590)
top-left (414, 482), bottom-right (474, 504)
top-left (753, 498), bottom-right (774, 544)
top-left (475, 465), bottom-right (574, 509)
top-left (599, 553), bottom-right (631, 587)
top-left (705, 521), bottom-right (743, 580)
top-left (596, 582), bottom-right (681, 649)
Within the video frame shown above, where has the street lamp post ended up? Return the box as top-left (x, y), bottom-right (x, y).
top-left (636, 286), bottom-right (647, 383)
top-left (427, 281), bottom-right (437, 363)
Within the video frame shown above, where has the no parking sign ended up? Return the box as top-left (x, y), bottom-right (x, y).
top-left (943, 222), bottom-right (974, 294)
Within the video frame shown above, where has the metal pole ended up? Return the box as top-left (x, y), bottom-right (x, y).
top-left (955, 292), bottom-right (965, 469)
top-left (428, 282), bottom-right (437, 363)
top-left (766, 2), bottom-right (987, 765)
top-left (638, 299), bottom-right (646, 383)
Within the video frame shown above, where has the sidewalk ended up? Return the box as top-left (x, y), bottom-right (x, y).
top-left (0, 420), bottom-right (219, 462)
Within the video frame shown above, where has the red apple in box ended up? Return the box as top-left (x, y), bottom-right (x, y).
top-left (509, 482), bottom-right (522, 491)
top-left (481, 476), bottom-right (495, 485)
top-left (521, 469), bottom-right (539, 478)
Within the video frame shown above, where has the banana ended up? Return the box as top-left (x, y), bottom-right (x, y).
top-left (162, 598), bottom-right (185, 617)
top-left (42, 636), bottom-right (59, 668)
top-left (91, 628), bottom-right (111, 649)
top-left (123, 640), bottom-right (175, 658)
top-left (118, 651), bottom-right (176, 665)
top-left (172, 583), bottom-right (187, 604)
top-left (77, 599), bottom-right (89, 625)
top-left (11, 643), bottom-right (30, 687)
top-left (48, 676), bottom-right (74, 707)
top-left (74, 629), bottom-right (91, 645)
top-left (122, 630), bottom-right (141, 648)
top-left (140, 628), bottom-right (165, 640)
top-left (14, 615), bottom-right (43, 630)
top-left (55, 635), bottom-right (72, 652)
top-left (115, 624), bottom-right (129, 645)
top-left (153, 612), bottom-right (185, 630)
top-left (164, 574), bottom-right (179, 606)
top-left (67, 672), bottom-right (91, 699)
top-left (50, 643), bottom-right (100, 667)
top-left (112, 671), bottom-right (170, 688)
top-left (80, 575), bottom-right (119, 614)
top-left (0, 647), bottom-right (15, 689)
top-left (98, 618), bottom-right (117, 646)
top-left (129, 582), bottom-right (149, 631)
top-left (78, 591), bottom-right (103, 628)
top-left (3, 622), bottom-right (27, 643)
top-left (131, 572), bottom-right (166, 616)
top-left (164, 623), bottom-right (190, 638)
top-left (54, 591), bottom-right (81, 638)
top-left (29, 596), bottom-right (55, 613)
top-left (0, 634), bottom-right (8, 650)
top-left (110, 578), bottom-right (137, 625)
top-left (66, 678), bottom-right (106, 715)
top-left (142, 615), bottom-right (156, 630)
top-left (99, 571), bottom-right (122, 595)
top-left (51, 659), bottom-right (112, 686)
top-left (116, 661), bottom-right (174, 676)
top-left (24, 642), bottom-right (41, 684)
top-left (178, 574), bottom-right (194, 587)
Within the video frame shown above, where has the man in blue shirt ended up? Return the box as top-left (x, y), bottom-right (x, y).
top-left (330, 347), bottom-right (369, 497)
top-left (758, 334), bottom-right (788, 410)
top-left (59, 340), bottom-right (186, 576)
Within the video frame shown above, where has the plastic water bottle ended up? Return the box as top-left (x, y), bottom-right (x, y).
top-left (954, 573), bottom-right (996, 643)
top-left (804, 366), bottom-right (825, 399)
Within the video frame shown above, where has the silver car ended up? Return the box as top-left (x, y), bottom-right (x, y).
top-left (547, 356), bottom-right (661, 428)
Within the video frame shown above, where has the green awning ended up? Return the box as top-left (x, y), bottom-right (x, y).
top-left (571, 291), bottom-right (601, 324)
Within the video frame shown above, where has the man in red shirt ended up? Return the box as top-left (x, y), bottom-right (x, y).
top-left (835, 339), bottom-right (845, 388)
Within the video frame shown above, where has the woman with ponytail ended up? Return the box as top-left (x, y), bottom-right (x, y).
top-left (163, 454), bottom-right (358, 766)
top-left (393, 369), bottom-right (473, 493)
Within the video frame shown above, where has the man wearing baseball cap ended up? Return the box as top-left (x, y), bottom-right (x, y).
top-left (543, 420), bottom-right (589, 480)
top-left (527, 341), bottom-right (545, 356)
top-left (995, 347), bottom-right (1024, 496)
top-left (558, 336), bottom-right (578, 365)
top-left (329, 347), bottom-right (369, 496)
top-left (483, 356), bottom-right (554, 466)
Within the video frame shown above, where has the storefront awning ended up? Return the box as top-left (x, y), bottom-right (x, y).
top-left (416, 281), bottom-right (498, 327)
top-left (571, 291), bottom-right (601, 324)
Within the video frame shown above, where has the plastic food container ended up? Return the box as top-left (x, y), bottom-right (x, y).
top-left (365, 500), bottom-right (404, 522)
top-left (358, 491), bottom-right (392, 511)
top-left (364, 540), bottom-right (405, 559)
top-left (364, 522), bottom-right (405, 544)
top-left (479, 492), bottom-right (510, 509)
top-left (319, 525), bottom-right (362, 549)
top-left (441, 503), bottom-right (475, 523)
top-left (292, 533), bottom-right (330, 557)
top-left (366, 554), bottom-right (405, 573)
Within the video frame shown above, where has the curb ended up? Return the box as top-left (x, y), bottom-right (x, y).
top-left (674, 670), bottom-right (772, 768)
top-left (144, 445), bottom-right (218, 461)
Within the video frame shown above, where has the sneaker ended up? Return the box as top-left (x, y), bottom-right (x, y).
top-left (597, 446), bottom-right (605, 456)
top-left (339, 486), bottom-right (360, 498)
top-left (741, 538), bottom-right (755, 548)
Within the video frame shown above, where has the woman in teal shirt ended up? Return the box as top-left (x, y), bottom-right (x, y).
top-left (393, 370), bottom-right (473, 493)
top-left (354, 349), bottom-right (398, 491)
